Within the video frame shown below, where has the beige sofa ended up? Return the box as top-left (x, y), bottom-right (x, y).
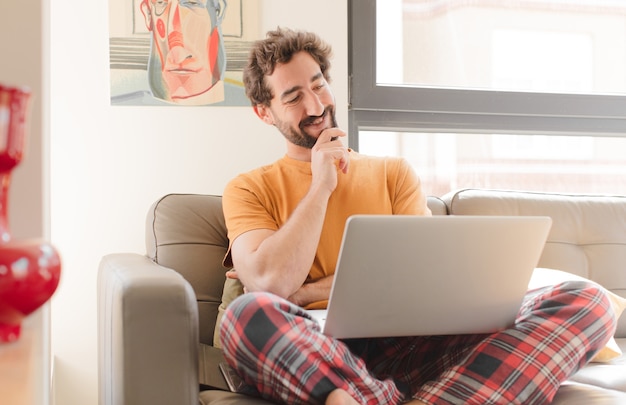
top-left (98, 189), bottom-right (626, 405)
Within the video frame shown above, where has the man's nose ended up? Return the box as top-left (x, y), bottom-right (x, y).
top-left (303, 91), bottom-right (325, 117)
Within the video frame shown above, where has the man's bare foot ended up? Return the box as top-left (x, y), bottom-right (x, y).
top-left (325, 389), bottom-right (428, 405)
top-left (325, 389), bottom-right (360, 405)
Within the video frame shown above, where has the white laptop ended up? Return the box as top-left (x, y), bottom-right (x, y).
top-left (308, 215), bottom-right (552, 339)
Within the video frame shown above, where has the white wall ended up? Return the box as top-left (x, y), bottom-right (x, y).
top-left (49, 1), bottom-right (348, 404)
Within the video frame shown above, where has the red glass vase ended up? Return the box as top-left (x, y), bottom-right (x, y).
top-left (0, 84), bottom-right (61, 343)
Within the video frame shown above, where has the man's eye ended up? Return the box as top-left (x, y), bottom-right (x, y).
top-left (286, 96), bottom-right (301, 105)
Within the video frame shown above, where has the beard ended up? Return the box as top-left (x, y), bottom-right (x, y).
top-left (274, 105), bottom-right (338, 149)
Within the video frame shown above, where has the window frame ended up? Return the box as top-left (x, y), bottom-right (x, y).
top-left (347, 0), bottom-right (626, 149)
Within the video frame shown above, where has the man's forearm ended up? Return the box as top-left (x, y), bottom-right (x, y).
top-left (288, 275), bottom-right (334, 307)
top-left (238, 183), bottom-right (332, 298)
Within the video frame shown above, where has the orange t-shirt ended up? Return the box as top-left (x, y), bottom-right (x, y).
top-left (222, 150), bottom-right (431, 308)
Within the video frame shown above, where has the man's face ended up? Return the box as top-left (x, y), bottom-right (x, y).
top-left (260, 52), bottom-right (337, 148)
top-left (142, 0), bottom-right (225, 103)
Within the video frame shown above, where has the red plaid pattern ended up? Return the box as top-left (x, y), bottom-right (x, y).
top-left (220, 281), bottom-right (616, 405)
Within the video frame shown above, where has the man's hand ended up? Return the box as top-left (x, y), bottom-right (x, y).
top-left (287, 275), bottom-right (334, 307)
top-left (229, 269), bottom-right (334, 308)
top-left (310, 128), bottom-right (349, 195)
top-left (226, 269), bottom-right (248, 293)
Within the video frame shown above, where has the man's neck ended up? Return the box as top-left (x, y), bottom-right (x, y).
top-left (285, 142), bottom-right (313, 162)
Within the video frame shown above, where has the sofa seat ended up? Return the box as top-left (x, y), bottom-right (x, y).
top-left (196, 332), bottom-right (626, 405)
top-left (552, 338), bottom-right (626, 404)
top-left (196, 340), bottom-right (626, 405)
top-left (563, 338), bottom-right (626, 392)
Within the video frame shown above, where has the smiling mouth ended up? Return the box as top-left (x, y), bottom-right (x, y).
top-left (302, 111), bottom-right (327, 127)
top-left (305, 118), bottom-right (324, 127)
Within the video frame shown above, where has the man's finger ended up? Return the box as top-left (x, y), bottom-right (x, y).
top-left (317, 128), bottom-right (346, 145)
top-left (226, 270), bottom-right (240, 279)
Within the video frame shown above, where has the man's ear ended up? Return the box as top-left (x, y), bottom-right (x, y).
top-left (253, 104), bottom-right (274, 125)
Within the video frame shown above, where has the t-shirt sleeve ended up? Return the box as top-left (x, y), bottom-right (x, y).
top-left (391, 158), bottom-right (432, 216)
top-left (221, 175), bottom-right (279, 267)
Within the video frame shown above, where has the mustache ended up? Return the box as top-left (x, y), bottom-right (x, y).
top-left (301, 112), bottom-right (326, 126)
top-left (301, 107), bottom-right (337, 127)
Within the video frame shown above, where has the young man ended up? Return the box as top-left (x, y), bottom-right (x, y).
top-left (219, 27), bottom-right (616, 405)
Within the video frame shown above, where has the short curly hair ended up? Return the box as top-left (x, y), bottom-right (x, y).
top-left (243, 27), bottom-right (333, 106)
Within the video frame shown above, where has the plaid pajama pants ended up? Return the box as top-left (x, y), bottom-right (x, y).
top-left (220, 280), bottom-right (616, 405)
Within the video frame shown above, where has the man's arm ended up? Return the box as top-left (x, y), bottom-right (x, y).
top-left (287, 275), bottom-right (334, 307)
top-left (230, 184), bottom-right (331, 298)
top-left (229, 129), bottom-right (349, 300)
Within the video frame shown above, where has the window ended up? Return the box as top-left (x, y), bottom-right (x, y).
top-left (360, 131), bottom-right (626, 196)
top-left (349, 0), bottom-right (626, 195)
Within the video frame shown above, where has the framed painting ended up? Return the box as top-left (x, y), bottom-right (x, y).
top-left (109, 0), bottom-right (258, 106)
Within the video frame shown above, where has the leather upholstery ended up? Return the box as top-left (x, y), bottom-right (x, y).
top-left (98, 190), bottom-right (626, 405)
top-left (145, 194), bottom-right (230, 346)
top-left (444, 189), bottom-right (626, 338)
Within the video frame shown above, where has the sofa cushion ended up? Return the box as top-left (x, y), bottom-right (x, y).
top-left (597, 294), bottom-right (626, 361)
top-left (200, 390), bottom-right (274, 405)
top-left (426, 195), bottom-right (447, 216)
top-left (552, 378), bottom-right (626, 405)
top-left (146, 194), bottom-right (230, 345)
top-left (444, 188), bottom-right (626, 338)
top-left (567, 338), bottom-right (626, 391)
top-left (213, 278), bottom-right (244, 349)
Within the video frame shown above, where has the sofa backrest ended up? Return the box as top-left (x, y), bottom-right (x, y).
top-left (146, 194), bottom-right (230, 345)
top-left (444, 189), bottom-right (626, 338)
top-left (145, 191), bottom-right (625, 344)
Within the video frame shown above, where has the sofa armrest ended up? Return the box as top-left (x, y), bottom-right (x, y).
top-left (98, 253), bottom-right (199, 405)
